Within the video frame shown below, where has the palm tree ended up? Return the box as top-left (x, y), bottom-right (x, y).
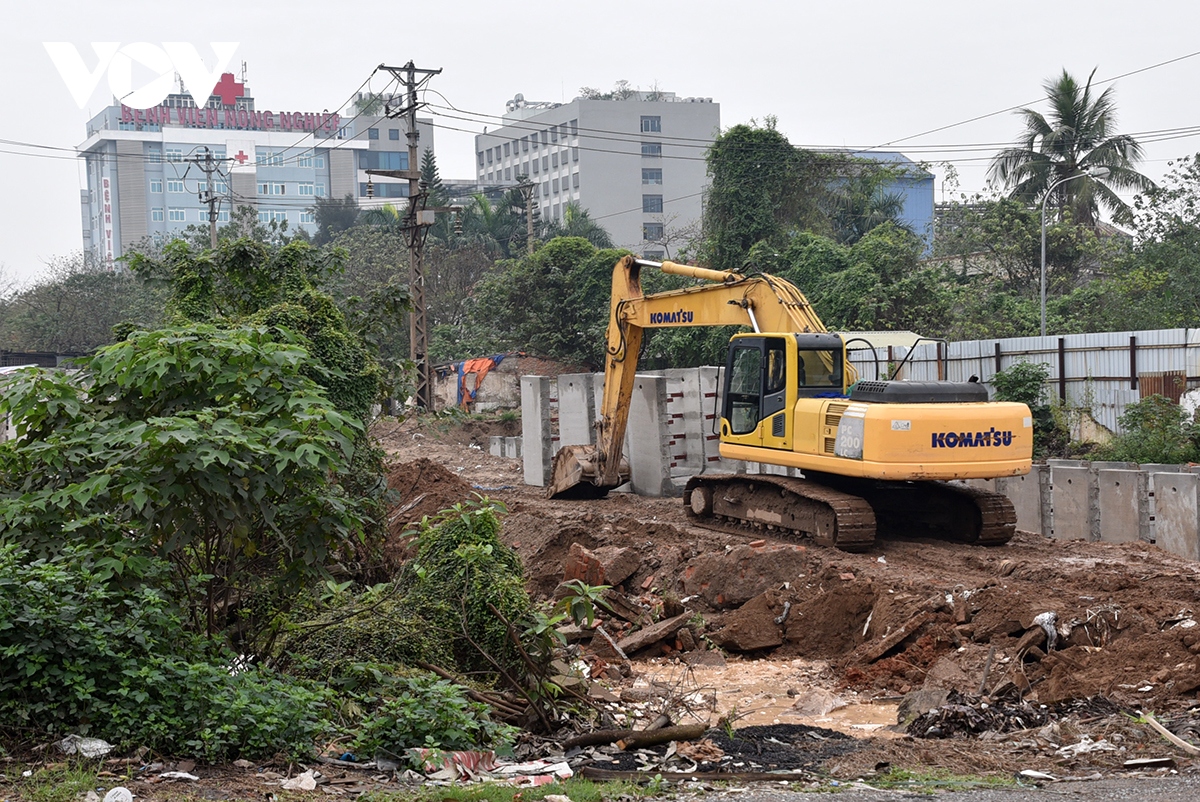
top-left (540, 201), bottom-right (614, 248)
top-left (989, 68), bottom-right (1155, 226)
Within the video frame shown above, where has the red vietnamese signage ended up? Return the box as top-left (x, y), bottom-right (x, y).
top-left (120, 104), bottom-right (341, 133)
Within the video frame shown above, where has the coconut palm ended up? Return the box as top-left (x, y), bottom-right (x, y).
top-left (989, 68), bottom-right (1155, 226)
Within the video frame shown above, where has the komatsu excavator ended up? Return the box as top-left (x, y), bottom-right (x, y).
top-left (546, 256), bottom-right (1033, 552)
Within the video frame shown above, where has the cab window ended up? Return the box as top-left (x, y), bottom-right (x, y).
top-left (727, 346), bottom-right (762, 435)
top-left (797, 349), bottom-right (844, 392)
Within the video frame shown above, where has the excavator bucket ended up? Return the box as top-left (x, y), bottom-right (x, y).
top-left (546, 444), bottom-right (630, 499)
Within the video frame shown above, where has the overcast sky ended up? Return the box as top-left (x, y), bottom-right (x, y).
top-left (3, 0), bottom-right (1199, 284)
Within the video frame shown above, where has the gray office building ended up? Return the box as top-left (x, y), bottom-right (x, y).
top-left (78, 75), bottom-right (433, 263)
top-left (474, 90), bottom-right (719, 256)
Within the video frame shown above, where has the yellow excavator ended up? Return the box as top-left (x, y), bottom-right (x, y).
top-left (547, 256), bottom-right (1033, 552)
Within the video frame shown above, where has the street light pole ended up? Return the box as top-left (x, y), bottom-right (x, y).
top-left (1040, 167), bottom-right (1110, 337)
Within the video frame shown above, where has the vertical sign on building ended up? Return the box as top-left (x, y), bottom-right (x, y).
top-left (101, 175), bottom-right (114, 264)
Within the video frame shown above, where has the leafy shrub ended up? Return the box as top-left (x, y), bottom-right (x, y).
top-left (0, 544), bottom-right (332, 760)
top-left (0, 325), bottom-right (366, 650)
top-left (1098, 394), bottom-right (1200, 464)
top-left (397, 498), bottom-right (533, 676)
top-left (354, 673), bottom-right (514, 758)
top-left (279, 497), bottom-right (535, 685)
top-left (991, 361), bottom-right (1068, 457)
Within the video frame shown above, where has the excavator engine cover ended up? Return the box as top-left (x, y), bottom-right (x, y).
top-left (849, 380), bottom-right (989, 404)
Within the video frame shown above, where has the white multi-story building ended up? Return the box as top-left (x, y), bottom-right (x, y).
top-left (474, 90), bottom-right (719, 257)
top-left (78, 75), bottom-right (433, 263)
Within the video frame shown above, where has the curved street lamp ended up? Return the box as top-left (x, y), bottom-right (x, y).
top-left (1040, 167), bottom-right (1111, 337)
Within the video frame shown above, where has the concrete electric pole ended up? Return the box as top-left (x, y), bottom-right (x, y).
top-left (186, 147), bottom-right (229, 249)
top-left (373, 61), bottom-right (442, 410)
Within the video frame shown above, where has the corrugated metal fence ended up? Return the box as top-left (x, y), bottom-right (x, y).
top-left (846, 328), bottom-right (1200, 435)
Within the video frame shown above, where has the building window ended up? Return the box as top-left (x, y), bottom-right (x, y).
top-left (532, 159), bottom-right (539, 174)
top-left (643, 223), bottom-right (665, 241)
top-left (478, 151), bottom-right (485, 167)
top-left (572, 147), bottom-right (579, 162)
top-left (643, 194), bottom-right (664, 213)
top-left (531, 136), bottom-right (538, 150)
top-left (542, 156), bottom-right (549, 171)
top-left (257, 182), bottom-right (285, 195)
top-left (168, 208), bottom-right (186, 222)
top-left (300, 211), bottom-right (315, 224)
top-left (389, 129), bottom-right (400, 140)
top-left (504, 168), bottom-right (511, 180)
top-left (151, 208), bottom-right (164, 222)
top-left (521, 137), bottom-right (529, 152)
top-left (368, 128), bottom-right (379, 140)
top-left (167, 180), bottom-right (184, 193)
top-left (542, 182), bottom-right (549, 197)
top-left (552, 178), bottom-right (560, 193)
top-left (258, 209), bottom-right (288, 223)
top-left (551, 153), bottom-right (559, 168)
top-left (641, 116), bottom-right (662, 133)
top-left (315, 183), bottom-right (326, 197)
top-left (150, 179), bottom-right (163, 193)
top-left (215, 181), bottom-right (228, 194)
top-left (270, 151), bottom-right (284, 166)
top-left (217, 210), bottom-right (229, 223)
top-left (644, 249), bottom-right (665, 260)
top-left (504, 142), bottom-right (511, 157)
top-left (298, 153), bottom-right (313, 168)
top-left (642, 168), bottom-right (663, 185)
top-left (572, 172), bottom-right (580, 189)
top-left (165, 148), bottom-right (182, 162)
top-left (147, 146), bottom-right (162, 163)
top-left (570, 119), bottom-right (578, 136)
top-left (256, 151), bottom-right (267, 165)
top-left (314, 156), bottom-right (325, 169)
top-left (298, 182), bottom-right (315, 196)
top-left (551, 125), bottom-right (558, 142)
top-left (358, 182), bottom-right (409, 198)
top-left (641, 142), bottom-right (662, 157)
top-left (487, 148), bottom-right (493, 164)
top-left (356, 151), bottom-right (408, 170)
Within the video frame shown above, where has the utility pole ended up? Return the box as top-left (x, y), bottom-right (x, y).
top-left (186, 147), bottom-right (228, 248)
top-left (517, 174), bottom-right (536, 255)
top-left (376, 61), bottom-right (442, 410)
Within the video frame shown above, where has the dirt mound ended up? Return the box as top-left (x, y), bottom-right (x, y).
top-left (381, 458), bottom-right (477, 569)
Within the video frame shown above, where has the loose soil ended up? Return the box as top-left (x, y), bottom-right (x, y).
top-left (378, 414), bottom-right (1200, 782)
top-left (25, 414), bottom-right (1199, 800)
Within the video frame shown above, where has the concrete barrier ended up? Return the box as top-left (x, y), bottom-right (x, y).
top-left (1153, 472), bottom-right (1200, 561)
top-left (1049, 465), bottom-right (1097, 540)
top-left (520, 376), bottom-right (552, 487)
top-left (627, 375), bottom-right (675, 497)
top-left (1098, 469), bottom-right (1149, 543)
top-left (557, 374), bottom-right (595, 447)
top-left (996, 466), bottom-right (1047, 535)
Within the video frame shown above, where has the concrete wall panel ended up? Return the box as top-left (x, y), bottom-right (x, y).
top-left (996, 466), bottom-right (1046, 535)
top-left (1050, 465), bottom-right (1097, 540)
top-left (557, 374), bottom-right (595, 447)
top-left (1098, 469), bottom-right (1148, 543)
top-left (520, 376), bottom-right (552, 486)
top-left (1153, 472), bottom-right (1200, 561)
top-left (627, 375), bottom-right (675, 497)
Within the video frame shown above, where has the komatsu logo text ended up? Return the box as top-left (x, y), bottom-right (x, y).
top-left (649, 309), bottom-right (694, 324)
top-left (931, 428), bottom-right (1013, 448)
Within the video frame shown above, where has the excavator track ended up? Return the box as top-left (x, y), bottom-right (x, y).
top-left (683, 474), bottom-right (877, 552)
top-left (804, 471), bottom-right (1017, 547)
top-left (683, 473), bottom-right (1017, 552)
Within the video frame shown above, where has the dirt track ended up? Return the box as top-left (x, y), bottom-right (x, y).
top-left (378, 415), bottom-right (1200, 780)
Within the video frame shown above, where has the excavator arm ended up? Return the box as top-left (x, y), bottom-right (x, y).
top-left (548, 255), bottom-right (846, 497)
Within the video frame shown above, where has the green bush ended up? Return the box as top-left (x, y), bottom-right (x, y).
top-left (0, 544), bottom-right (331, 761)
top-left (397, 498), bottom-right (533, 676)
top-left (991, 361), bottom-right (1068, 457)
top-left (1098, 394), bottom-right (1200, 464)
top-left (354, 673), bottom-right (514, 759)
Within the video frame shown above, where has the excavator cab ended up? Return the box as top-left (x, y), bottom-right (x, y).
top-left (721, 333), bottom-right (850, 443)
